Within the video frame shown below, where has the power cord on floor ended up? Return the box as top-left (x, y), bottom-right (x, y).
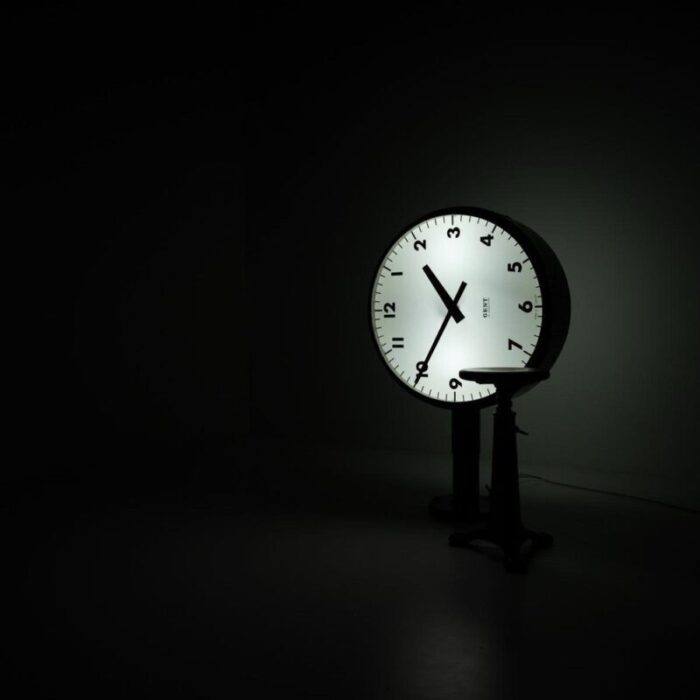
top-left (515, 473), bottom-right (700, 515)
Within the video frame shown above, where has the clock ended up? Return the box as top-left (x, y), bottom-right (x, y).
top-left (370, 207), bottom-right (570, 408)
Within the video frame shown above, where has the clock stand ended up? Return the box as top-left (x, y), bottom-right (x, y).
top-left (429, 408), bottom-right (485, 524)
top-left (369, 208), bottom-right (571, 537)
top-left (448, 368), bottom-right (553, 572)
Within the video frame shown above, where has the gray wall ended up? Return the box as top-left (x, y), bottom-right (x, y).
top-left (247, 31), bottom-right (700, 508)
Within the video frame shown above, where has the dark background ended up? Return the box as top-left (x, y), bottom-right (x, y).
top-left (10, 5), bottom-right (699, 503)
top-left (4, 4), bottom-right (700, 697)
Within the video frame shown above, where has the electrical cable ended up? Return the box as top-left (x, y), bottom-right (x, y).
top-left (518, 473), bottom-right (700, 515)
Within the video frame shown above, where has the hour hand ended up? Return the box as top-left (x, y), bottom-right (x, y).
top-left (422, 265), bottom-right (465, 323)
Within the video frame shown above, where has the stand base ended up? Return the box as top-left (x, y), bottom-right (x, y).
top-left (429, 494), bottom-right (489, 524)
top-left (448, 526), bottom-right (553, 572)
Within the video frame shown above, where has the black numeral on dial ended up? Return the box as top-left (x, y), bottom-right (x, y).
top-left (449, 378), bottom-right (462, 389)
top-left (480, 234), bottom-right (493, 246)
top-left (447, 227), bottom-right (460, 238)
top-left (414, 239), bottom-right (427, 251)
top-left (508, 262), bottom-right (522, 272)
top-left (415, 361), bottom-right (429, 381)
top-left (508, 339), bottom-right (523, 350)
top-left (518, 301), bottom-right (533, 313)
top-left (392, 337), bottom-right (405, 349)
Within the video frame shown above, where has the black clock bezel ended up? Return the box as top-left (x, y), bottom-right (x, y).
top-left (368, 206), bottom-right (571, 410)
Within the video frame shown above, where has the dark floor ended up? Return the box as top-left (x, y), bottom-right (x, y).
top-left (3, 441), bottom-right (699, 699)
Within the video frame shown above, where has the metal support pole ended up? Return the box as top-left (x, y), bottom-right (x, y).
top-left (452, 407), bottom-right (481, 521)
top-left (430, 408), bottom-right (482, 522)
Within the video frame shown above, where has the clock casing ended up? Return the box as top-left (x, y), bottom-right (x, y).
top-left (369, 207), bottom-right (570, 409)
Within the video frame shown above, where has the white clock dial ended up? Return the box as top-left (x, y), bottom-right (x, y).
top-left (371, 213), bottom-right (543, 405)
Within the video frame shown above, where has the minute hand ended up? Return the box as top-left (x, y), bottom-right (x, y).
top-left (415, 281), bottom-right (467, 385)
top-left (423, 265), bottom-right (465, 323)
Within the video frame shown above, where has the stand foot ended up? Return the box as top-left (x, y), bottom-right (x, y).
top-left (448, 526), bottom-right (553, 571)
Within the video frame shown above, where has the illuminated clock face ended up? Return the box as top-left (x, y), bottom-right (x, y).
top-left (370, 211), bottom-right (544, 405)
